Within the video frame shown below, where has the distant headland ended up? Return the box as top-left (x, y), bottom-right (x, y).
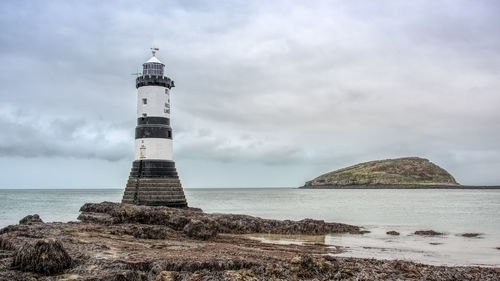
top-left (301, 157), bottom-right (499, 189)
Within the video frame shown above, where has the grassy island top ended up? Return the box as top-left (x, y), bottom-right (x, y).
top-left (306, 157), bottom-right (458, 187)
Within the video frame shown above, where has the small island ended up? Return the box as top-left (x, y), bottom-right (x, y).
top-left (302, 157), bottom-right (460, 189)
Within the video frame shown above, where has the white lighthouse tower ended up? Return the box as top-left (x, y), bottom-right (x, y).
top-left (122, 48), bottom-right (188, 208)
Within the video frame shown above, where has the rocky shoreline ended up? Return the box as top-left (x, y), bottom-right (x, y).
top-left (0, 202), bottom-right (499, 280)
top-left (300, 184), bottom-right (500, 189)
top-left (300, 184), bottom-right (461, 189)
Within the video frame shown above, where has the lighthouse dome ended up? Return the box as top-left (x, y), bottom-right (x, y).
top-left (143, 55), bottom-right (165, 77)
top-left (146, 56), bottom-right (163, 64)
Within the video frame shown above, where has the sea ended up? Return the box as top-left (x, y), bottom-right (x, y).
top-left (0, 188), bottom-right (499, 267)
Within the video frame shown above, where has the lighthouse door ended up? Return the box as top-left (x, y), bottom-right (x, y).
top-left (139, 145), bottom-right (146, 159)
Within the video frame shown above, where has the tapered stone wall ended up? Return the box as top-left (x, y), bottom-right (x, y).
top-left (122, 177), bottom-right (187, 207)
top-left (122, 160), bottom-right (188, 208)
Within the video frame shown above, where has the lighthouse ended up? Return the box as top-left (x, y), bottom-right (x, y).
top-left (122, 48), bottom-right (188, 208)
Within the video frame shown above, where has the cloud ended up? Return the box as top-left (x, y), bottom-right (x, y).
top-left (175, 128), bottom-right (306, 165)
top-left (0, 105), bottom-right (132, 161)
top-left (1, 0), bottom-right (500, 186)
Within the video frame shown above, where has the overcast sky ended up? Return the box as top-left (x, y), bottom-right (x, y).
top-left (1, 0), bottom-right (499, 188)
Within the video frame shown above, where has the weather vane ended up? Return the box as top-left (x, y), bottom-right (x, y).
top-left (151, 47), bottom-right (159, 56)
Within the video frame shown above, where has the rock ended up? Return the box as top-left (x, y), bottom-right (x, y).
top-left (131, 225), bottom-right (172, 239)
top-left (387, 231), bottom-right (400, 236)
top-left (155, 271), bottom-right (176, 281)
top-left (2, 203), bottom-right (500, 280)
top-left (414, 230), bottom-right (443, 236)
top-left (183, 219), bottom-right (218, 240)
top-left (78, 202), bottom-right (361, 235)
top-left (77, 212), bottom-right (114, 225)
top-left (290, 255), bottom-right (315, 277)
top-left (303, 157), bottom-right (459, 188)
top-left (359, 230), bottom-right (371, 234)
top-left (0, 236), bottom-right (16, 250)
top-left (11, 238), bottom-right (72, 275)
top-left (167, 215), bottom-right (190, 231)
top-left (290, 256), bottom-right (302, 268)
top-left (19, 214), bottom-right (43, 225)
top-left (462, 233), bottom-right (481, 238)
top-left (91, 271), bottom-right (148, 281)
top-left (290, 255), bottom-right (336, 278)
top-left (224, 269), bottom-right (257, 281)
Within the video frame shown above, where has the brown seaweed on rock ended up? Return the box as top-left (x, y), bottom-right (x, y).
top-left (78, 202), bottom-right (361, 235)
top-left (462, 233), bottom-right (481, 238)
top-left (414, 230), bottom-right (444, 236)
top-left (19, 214), bottom-right (44, 225)
top-left (1, 202), bottom-right (500, 280)
top-left (183, 219), bottom-right (218, 240)
top-left (11, 238), bottom-right (72, 275)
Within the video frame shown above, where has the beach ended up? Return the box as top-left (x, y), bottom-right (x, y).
top-left (1, 201), bottom-right (500, 280)
top-left (1, 188), bottom-right (500, 268)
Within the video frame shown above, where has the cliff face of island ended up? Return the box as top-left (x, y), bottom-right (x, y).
top-left (303, 157), bottom-right (459, 188)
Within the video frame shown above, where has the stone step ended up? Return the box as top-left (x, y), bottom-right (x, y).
top-left (124, 189), bottom-right (184, 194)
top-left (149, 187), bottom-right (182, 191)
top-left (122, 175), bottom-right (187, 207)
top-left (135, 181), bottom-right (182, 185)
top-left (137, 176), bottom-right (180, 179)
top-left (137, 200), bottom-right (187, 205)
top-left (123, 191), bottom-right (186, 197)
top-left (121, 199), bottom-right (188, 207)
top-left (126, 184), bottom-right (181, 188)
top-left (137, 195), bottom-right (186, 200)
top-left (127, 184), bottom-right (183, 189)
top-left (139, 202), bottom-right (188, 207)
top-left (137, 193), bottom-right (186, 200)
top-left (125, 191), bottom-right (185, 197)
top-left (122, 195), bottom-right (186, 202)
top-left (137, 195), bottom-right (186, 201)
top-left (128, 177), bottom-right (180, 182)
top-left (125, 186), bottom-right (184, 191)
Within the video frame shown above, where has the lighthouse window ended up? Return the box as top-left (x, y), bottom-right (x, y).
top-left (142, 98), bottom-right (147, 105)
top-left (142, 113), bottom-right (147, 117)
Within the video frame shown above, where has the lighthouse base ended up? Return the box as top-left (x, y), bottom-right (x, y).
top-left (121, 160), bottom-right (188, 208)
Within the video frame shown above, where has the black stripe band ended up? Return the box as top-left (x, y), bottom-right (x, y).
top-left (136, 76), bottom-right (175, 89)
top-left (137, 117), bottom-right (170, 126)
top-left (135, 126), bottom-right (172, 139)
top-left (129, 160), bottom-right (178, 178)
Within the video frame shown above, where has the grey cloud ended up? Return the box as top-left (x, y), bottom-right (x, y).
top-left (175, 129), bottom-right (306, 165)
top-left (1, 0), bottom-right (500, 186)
top-left (0, 105), bottom-right (132, 161)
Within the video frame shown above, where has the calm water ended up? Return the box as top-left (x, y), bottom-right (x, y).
top-left (0, 188), bottom-right (499, 266)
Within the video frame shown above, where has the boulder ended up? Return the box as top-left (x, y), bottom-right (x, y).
top-left (155, 271), bottom-right (176, 281)
top-left (414, 230), bottom-right (443, 236)
top-left (183, 219), bottom-right (218, 240)
top-left (131, 225), bottom-right (172, 240)
top-left (19, 214), bottom-right (43, 225)
top-left (12, 238), bottom-right (72, 275)
top-left (462, 233), bottom-right (481, 238)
